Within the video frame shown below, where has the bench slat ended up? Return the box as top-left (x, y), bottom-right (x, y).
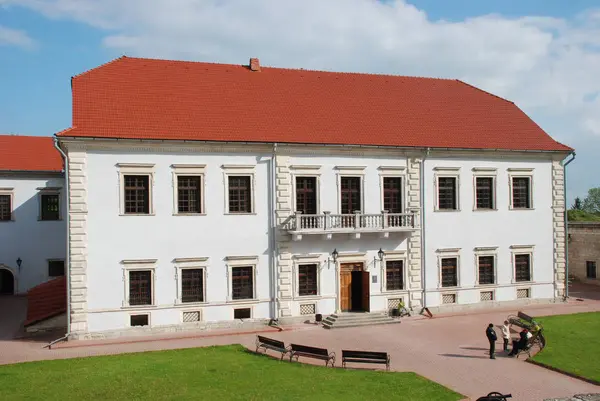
top-left (291, 344), bottom-right (329, 357)
top-left (342, 350), bottom-right (387, 360)
top-left (257, 336), bottom-right (285, 349)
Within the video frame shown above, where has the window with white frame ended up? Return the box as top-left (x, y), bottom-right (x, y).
top-left (291, 165), bottom-right (322, 216)
top-left (223, 165), bottom-right (255, 214)
top-left (378, 166), bottom-right (406, 214)
top-left (172, 165), bottom-right (205, 215)
top-left (38, 188), bottom-right (61, 220)
top-left (298, 264), bottom-right (318, 296)
top-left (174, 257), bottom-right (208, 304)
top-left (437, 248), bottom-right (460, 288)
top-left (118, 164), bottom-right (155, 215)
top-left (472, 168), bottom-right (497, 210)
top-left (336, 166), bottom-right (365, 217)
top-left (226, 256), bottom-right (258, 301)
top-left (434, 168), bottom-right (460, 211)
top-left (508, 169), bottom-right (534, 209)
top-left (385, 260), bottom-right (404, 291)
top-left (122, 259), bottom-right (157, 307)
top-left (511, 245), bottom-right (534, 282)
top-left (477, 255), bottom-right (495, 285)
top-left (0, 188), bottom-right (13, 221)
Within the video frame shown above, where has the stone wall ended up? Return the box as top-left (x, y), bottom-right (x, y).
top-left (568, 222), bottom-right (600, 286)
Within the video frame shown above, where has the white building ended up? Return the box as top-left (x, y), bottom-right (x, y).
top-left (52, 56), bottom-right (572, 339)
top-left (0, 135), bottom-right (66, 295)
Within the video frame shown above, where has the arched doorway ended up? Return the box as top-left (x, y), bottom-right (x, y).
top-left (0, 268), bottom-right (15, 295)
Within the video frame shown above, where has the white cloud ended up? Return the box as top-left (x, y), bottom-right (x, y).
top-left (0, 24), bottom-right (35, 48)
top-left (4, 0), bottom-right (600, 198)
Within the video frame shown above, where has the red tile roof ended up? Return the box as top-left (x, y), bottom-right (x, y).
top-left (24, 276), bottom-right (67, 327)
top-left (0, 135), bottom-right (63, 172)
top-left (58, 56), bottom-right (571, 152)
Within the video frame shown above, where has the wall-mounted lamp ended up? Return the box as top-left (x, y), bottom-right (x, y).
top-left (16, 257), bottom-right (22, 271)
top-left (377, 248), bottom-right (385, 261)
top-left (331, 249), bottom-right (338, 263)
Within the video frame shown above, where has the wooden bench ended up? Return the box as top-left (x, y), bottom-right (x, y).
top-left (289, 343), bottom-right (336, 367)
top-left (342, 350), bottom-right (390, 371)
top-left (255, 335), bottom-right (290, 360)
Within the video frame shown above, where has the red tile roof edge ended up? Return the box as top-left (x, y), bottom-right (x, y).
top-left (0, 134), bottom-right (64, 172)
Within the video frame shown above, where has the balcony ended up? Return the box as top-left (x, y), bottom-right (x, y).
top-left (284, 211), bottom-right (417, 240)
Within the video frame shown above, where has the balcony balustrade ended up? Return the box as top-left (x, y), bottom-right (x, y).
top-left (284, 210), bottom-right (417, 240)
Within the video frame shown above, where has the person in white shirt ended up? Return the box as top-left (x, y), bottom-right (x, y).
top-left (501, 320), bottom-right (511, 352)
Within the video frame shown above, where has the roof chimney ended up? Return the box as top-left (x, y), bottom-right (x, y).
top-left (249, 58), bottom-right (261, 72)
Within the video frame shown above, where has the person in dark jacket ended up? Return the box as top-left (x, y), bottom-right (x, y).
top-left (486, 323), bottom-right (497, 359)
top-left (508, 328), bottom-right (529, 357)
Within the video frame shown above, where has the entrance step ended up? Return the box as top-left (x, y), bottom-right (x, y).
top-left (322, 312), bottom-right (401, 329)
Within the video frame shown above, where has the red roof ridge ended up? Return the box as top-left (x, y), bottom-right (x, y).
top-left (85, 55), bottom-right (456, 82)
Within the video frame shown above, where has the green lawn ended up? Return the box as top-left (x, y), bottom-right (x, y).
top-left (0, 345), bottom-right (463, 401)
top-left (531, 312), bottom-right (600, 383)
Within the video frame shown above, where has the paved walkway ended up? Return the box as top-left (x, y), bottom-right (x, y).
top-left (1, 286), bottom-right (599, 400)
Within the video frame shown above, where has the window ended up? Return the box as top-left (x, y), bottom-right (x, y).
top-left (437, 177), bottom-right (458, 210)
top-left (514, 254), bottom-right (531, 282)
top-left (441, 258), bottom-right (458, 287)
top-left (295, 177), bottom-right (317, 215)
top-left (511, 176), bottom-right (532, 209)
top-left (48, 260), bottom-right (65, 277)
top-left (231, 266), bottom-right (254, 300)
top-left (234, 308), bottom-right (251, 319)
top-left (386, 260), bottom-right (404, 291)
top-left (478, 256), bottom-right (495, 285)
top-left (475, 177), bottom-right (495, 210)
top-left (40, 193), bottom-right (60, 220)
top-left (129, 270), bottom-right (152, 305)
top-left (587, 261), bottom-right (597, 279)
top-left (130, 314), bottom-right (149, 326)
top-left (298, 264), bottom-right (317, 296)
top-left (181, 269), bottom-right (204, 303)
top-left (383, 177), bottom-right (403, 213)
top-left (0, 194), bottom-right (12, 221)
top-left (340, 176), bottom-right (361, 214)
top-left (177, 176), bottom-right (202, 214)
top-left (228, 176), bottom-right (252, 213)
top-left (124, 175), bottom-right (150, 214)
top-left (119, 164), bottom-right (154, 215)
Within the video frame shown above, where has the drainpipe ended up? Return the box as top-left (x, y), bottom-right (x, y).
top-left (420, 148), bottom-right (431, 309)
top-left (52, 136), bottom-right (71, 342)
top-left (270, 143), bottom-right (280, 322)
top-left (562, 151), bottom-right (576, 299)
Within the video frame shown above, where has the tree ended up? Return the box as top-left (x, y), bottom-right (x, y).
top-left (582, 187), bottom-right (600, 214)
top-left (572, 197), bottom-right (583, 210)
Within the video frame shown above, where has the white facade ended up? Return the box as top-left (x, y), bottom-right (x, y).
top-left (422, 155), bottom-right (557, 308)
top-left (58, 139), bottom-right (567, 338)
top-left (0, 172), bottom-right (66, 294)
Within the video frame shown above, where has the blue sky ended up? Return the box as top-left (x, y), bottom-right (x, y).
top-left (1, 0), bottom-right (599, 203)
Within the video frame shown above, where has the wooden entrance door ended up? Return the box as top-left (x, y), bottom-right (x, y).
top-left (340, 263), bottom-right (363, 312)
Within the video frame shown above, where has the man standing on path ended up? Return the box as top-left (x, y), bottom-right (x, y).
top-left (486, 323), bottom-right (497, 359)
top-left (501, 320), bottom-right (511, 352)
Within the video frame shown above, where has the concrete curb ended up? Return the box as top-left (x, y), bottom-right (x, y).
top-left (525, 359), bottom-right (600, 386)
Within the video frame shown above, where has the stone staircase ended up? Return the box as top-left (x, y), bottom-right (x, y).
top-left (322, 312), bottom-right (402, 329)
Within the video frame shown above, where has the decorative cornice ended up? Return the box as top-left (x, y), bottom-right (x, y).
top-left (173, 257), bottom-right (209, 263)
top-left (121, 259), bottom-right (158, 265)
top-left (436, 248), bottom-right (461, 253)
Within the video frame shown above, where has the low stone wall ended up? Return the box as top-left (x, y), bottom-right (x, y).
top-left (568, 222), bottom-right (600, 286)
